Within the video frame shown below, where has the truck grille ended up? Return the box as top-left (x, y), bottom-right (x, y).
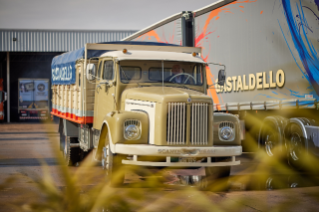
top-left (166, 102), bottom-right (209, 145)
top-left (191, 103), bottom-right (209, 145)
top-left (167, 103), bottom-right (186, 145)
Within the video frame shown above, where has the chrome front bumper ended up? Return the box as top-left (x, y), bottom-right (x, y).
top-left (114, 144), bottom-right (242, 167)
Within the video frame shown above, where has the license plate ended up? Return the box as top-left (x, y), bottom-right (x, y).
top-left (21, 114), bottom-right (27, 116)
top-left (179, 157), bottom-right (197, 163)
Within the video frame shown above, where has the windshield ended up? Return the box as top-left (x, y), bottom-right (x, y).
top-left (119, 60), bottom-right (204, 85)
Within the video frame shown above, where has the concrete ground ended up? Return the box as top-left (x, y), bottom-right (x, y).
top-left (0, 123), bottom-right (318, 212)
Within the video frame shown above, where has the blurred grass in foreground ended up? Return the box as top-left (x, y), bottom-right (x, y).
top-left (0, 121), bottom-right (319, 212)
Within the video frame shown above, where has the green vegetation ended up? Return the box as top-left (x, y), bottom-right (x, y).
top-left (1, 123), bottom-right (319, 212)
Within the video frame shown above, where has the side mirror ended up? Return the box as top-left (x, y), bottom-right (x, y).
top-left (86, 63), bottom-right (96, 81)
top-left (207, 62), bottom-right (226, 86)
top-left (218, 69), bottom-right (226, 86)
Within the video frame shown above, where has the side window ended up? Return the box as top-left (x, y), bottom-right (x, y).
top-left (97, 61), bottom-right (102, 79)
top-left (102, 61), bottom-right (114, 80)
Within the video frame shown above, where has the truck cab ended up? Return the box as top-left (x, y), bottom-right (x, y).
top-left (51, 42), bottom-right (242, 186)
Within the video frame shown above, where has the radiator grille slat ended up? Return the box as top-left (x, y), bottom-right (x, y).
top-left (167, 102), bottom-right (209, 145)
top-left (167, 102), bottom-right (186, 145)
top-left (190, 103), bottom-right (209, 145)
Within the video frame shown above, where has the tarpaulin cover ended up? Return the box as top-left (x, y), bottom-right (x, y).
top-left (51, 41), bottom-right (177, 85)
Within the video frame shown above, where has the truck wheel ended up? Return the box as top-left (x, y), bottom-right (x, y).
top-left (258, 117), bottom-right (286, 160)
top-left (60, 130), bottom-right (65, 152)
top-left (203, 166), bottom-right (230, 191)
top-left (63, 136), bottom-right (80, 166)
top-left (101, 145), bottom-right (125, 187)
top-left (287, 123), bottom-right (306, 170)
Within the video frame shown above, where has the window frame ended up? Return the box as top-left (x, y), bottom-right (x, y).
top-left (97, 61), bottom-right (103, 80)
top-left (192, 64), bottom-right (204, 85)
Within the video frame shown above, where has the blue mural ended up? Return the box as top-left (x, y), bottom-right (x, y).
top-left (280, 0), bottom-right (319, 96)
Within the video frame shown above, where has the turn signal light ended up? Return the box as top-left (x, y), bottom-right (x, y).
top-left (123, 49), bottom-right (128, 54)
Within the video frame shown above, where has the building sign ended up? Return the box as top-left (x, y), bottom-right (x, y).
top-left (215, 69), bottom-right (285, 93)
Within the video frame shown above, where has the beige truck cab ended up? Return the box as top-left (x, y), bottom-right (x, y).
top-left (51, 43), bottom-right (242, 185)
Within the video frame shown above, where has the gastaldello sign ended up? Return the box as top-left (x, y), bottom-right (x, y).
top-left (215, 69), bottom-right (285, 93)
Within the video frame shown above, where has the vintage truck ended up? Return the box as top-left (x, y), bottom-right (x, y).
top-left (51, 42), bottom-right (242, 185)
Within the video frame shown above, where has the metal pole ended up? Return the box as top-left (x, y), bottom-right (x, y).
top-left (6, 52), bottom-right (10, 123)
top-left (83, 44), bottom-right (87, 124)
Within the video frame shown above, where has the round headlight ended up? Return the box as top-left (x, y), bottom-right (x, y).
top-left (124, 124), bottom-right (140, 140)
top-left (220, 126), bottom-right (233, 140)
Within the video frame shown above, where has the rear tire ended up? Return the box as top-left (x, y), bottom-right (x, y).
top-left (258, 116), bottom-right (286, 161)
top-left (287, 123), bottom-right (307, 170)
top-left (59, 119), bottom-right (81, 166)
top-left (62, 135), bottom-right (80, 166)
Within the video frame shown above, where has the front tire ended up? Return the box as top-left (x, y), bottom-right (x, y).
top-left (101, 144), bottom-right (125, 186)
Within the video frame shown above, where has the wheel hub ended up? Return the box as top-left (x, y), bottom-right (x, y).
top-left (265, 141), bottom-right (274, 157)
top-left (264, 134), bottom-right (275, 157)
top-left (102, 146), bottom-right (109, 170)
top-left (290, 133), bottom-right (301, 161)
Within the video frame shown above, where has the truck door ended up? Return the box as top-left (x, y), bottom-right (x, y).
top-left (93, 59), bottom-right (116, 129)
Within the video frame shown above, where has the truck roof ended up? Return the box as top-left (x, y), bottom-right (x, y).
top-left (51, 41), bottom-right (202, 85)
top-left (100, 50), bottom-right (205, 63)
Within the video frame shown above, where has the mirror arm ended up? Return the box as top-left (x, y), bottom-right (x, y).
top-left (86, 58), bottom-right (99, 81)
top-left (207, 62), bottom-right (226, 73)
top-left (207, 62), bottom-right (226, 87)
